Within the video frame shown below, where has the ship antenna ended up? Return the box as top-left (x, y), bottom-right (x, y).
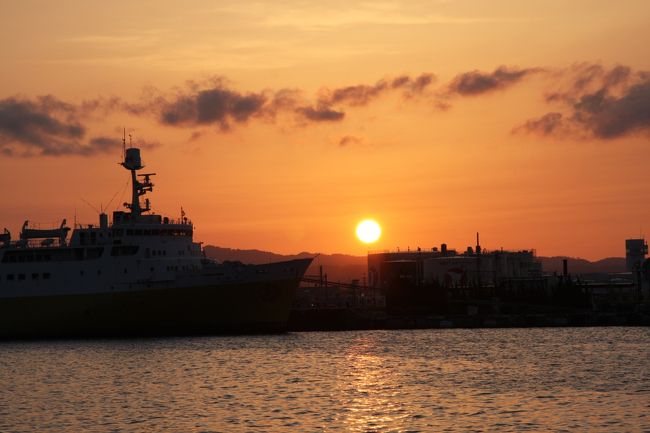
top-left (81, 197), bottom-right (100, 214)
top-left (122, 128), bottom-right (126, 160)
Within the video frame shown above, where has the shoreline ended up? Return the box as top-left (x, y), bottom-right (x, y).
top-left (288, 309), bottom-right (650, 331)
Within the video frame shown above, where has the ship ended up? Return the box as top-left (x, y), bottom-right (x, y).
top-left (0, 142), bottom-right (312, 338)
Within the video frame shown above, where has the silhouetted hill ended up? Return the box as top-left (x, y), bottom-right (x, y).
top-left (203, 246), bottom-right (628, 283)
top-left (203, 246), bottom-right (366, 283)
top-left (539, 256), bottom-right (626, 274)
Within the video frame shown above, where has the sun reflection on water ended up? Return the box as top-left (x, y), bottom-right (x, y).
top-left (333, 336), bottom-right (412, 432)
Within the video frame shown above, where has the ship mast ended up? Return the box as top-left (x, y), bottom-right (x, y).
top-left (121, 139), bottom-right (155, 218)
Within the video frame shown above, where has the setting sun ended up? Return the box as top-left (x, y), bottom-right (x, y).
top-left (356, 219), bottom-right (381, 244)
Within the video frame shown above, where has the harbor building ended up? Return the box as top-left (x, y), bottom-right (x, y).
top-left (368, 236), bottom-right (542, 290)
top-left (367, 235), bottom-right (545, 314)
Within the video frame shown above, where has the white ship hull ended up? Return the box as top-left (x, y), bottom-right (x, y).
top-left (0, 258), bottom-right (312, 338)
top-left (0, 145), bottom-right (313, 338)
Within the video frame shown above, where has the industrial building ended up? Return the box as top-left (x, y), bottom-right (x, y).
top-left (368, 235), bottom-right (542, 290)
top-left (625, 238), bottom-right (648, 272)
top-left (366, 235), bottom-right (546, 313)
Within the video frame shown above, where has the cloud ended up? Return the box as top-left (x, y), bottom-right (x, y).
top-left (317, 73), bottom-right (435, 107)
top-left (0, 73), bottom-right (435, 156)
top-left (0, 96), bottom-right (121, 157)
top-left (291, 73), bottom-right (434, 123)
top-left (157, 87), bottom-right (267, 130)
top-left (150, 73), bottom-right (434, 126)
top-left (545, 63), bottom-right (635, 104)
top-left (338, 135), bottom-right (364, 146)
top-left (513, 112), bottom-right (565, 136)
top-left (449, 66), bottom-right (540, 96)
top-left (297, 105), bottom-right (345, 122)
top-left (518, 64), bottom-right (650, 139)
top-left (573, 81), bottom-right (650, 138)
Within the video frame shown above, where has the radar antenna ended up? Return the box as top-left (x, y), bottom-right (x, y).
top-left (121, 144), bottom-right (155, 217)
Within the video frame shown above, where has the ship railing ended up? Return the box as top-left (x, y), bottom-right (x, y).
top-left (6, 238), bottom-right (67, 249)
top-left (163, 218), bottom-right (193, 226)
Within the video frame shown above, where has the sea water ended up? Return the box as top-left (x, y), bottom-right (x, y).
top-left (1, 327), bottom-right (649, 432)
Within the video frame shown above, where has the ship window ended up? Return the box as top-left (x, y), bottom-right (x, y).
top-left (111, 245), bottom-right (139, 256)
top-left (43, 273), bottom-right (51, 279)
top-left (18, 274), bottom-right (25, 280)
top-left (127, 229), bottom-right (133, 235)
top-left (7, 274), bottom-right (14, 280)
top-left (32, 273), bottom-right (39, 280)
top-left (97, 270), bottom-right (101, 276)
top-left (80, 271), bottom-right (84, 276)
top-left (152, 250), bottom-right (156, 256)
top-left (135, 230), bottom-right (142, 235)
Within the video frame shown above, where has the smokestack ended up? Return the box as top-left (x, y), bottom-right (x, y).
top-left (441, 243), bottom-right (447, 256)
top-left (476, 232), bottom-right (481, 255)
top-left (99, 213), bottom-right (108, 229)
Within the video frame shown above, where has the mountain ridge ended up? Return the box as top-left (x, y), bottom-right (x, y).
top-left (203, 246), bottom-right (628, 283)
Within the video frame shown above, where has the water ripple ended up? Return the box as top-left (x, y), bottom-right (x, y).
top-left (0, 327), bottom-right (649, 432)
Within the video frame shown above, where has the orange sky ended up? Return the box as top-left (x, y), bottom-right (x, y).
top-left (1, 0), bottom-right (650, 260)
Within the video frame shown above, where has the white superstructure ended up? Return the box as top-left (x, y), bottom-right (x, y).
top-left (0, 145), bottom-right (309, 302)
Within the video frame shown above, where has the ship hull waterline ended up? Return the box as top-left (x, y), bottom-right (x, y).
top-left (0, 279), bottom-right (300, 339)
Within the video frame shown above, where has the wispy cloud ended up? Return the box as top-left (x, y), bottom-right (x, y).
top-left (318, 73), bottom-right (435, 106)
top-left (338, 134), bottom-right (365, 146)
top-left (448, 66), bottom-right (542, 96)
top-left (256, 2), bottom-right (512, 30)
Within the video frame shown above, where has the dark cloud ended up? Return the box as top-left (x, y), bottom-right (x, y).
top-left (519, 64), bottom-right (650, 139)
top-left (574, 80), bottom-right (650, 138)
top-left (0, 96), bottom-right (121, 157)
top-left (0, 96), bottom-right (83, 144)
top-left (158, 87), bottom-right (267, 130)
top-left (449, 66), bottom-right (540, 96)
top-left (297, 105), bottom-right (345, 122)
